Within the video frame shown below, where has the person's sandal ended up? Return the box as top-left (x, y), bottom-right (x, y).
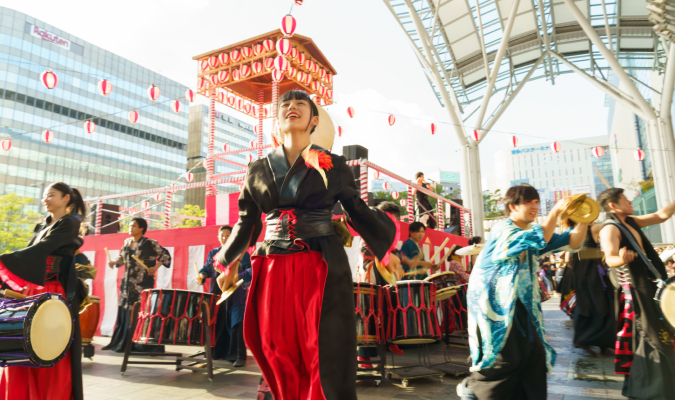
top-left (233, 358), bottom-right (246, 367)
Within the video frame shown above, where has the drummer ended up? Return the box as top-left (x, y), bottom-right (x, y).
top-left (400, 222), bottom-right (438, 280)
top-left (360, 201), bottom-right (405, 285)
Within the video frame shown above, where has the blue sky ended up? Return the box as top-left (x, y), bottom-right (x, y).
top-left (5, 0), bottom-right (609, 189)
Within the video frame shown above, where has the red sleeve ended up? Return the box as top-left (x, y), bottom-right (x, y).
top-left (0, 259), bottom-right (33, 291)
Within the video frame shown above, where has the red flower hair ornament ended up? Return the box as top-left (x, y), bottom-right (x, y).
top-left (301, 145), bottom-right (333, 188)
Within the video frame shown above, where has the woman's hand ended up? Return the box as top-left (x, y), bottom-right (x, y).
top-left (386, 254), bottom-right (402, 276)
top-left (217, 265), bottom-right (238, 292)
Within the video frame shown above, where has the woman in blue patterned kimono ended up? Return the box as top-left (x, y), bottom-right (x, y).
top-left (458, 185), bottom-right (589, 400)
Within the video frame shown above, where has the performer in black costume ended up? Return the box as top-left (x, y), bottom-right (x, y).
top-left (0, 182), bottom-right (86, 400)
top-left (598, 188), bottom-right (675, 400)
top-left (412, 172), bottom-right (436, 229)
top-left (570, 223), bottom-right (614, 356)
top-left (215, 90), bottom-right (399, 400)
top-left (102, 217), bottom-right (172, 352)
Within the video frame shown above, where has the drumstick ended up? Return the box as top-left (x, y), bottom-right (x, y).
top-left (193, 262), bottom-right (201, 276)
top-left (437, 244), bottom-right (458, 265)
top-left (132, 255), bottom-right (154, 276)
top-left (403, 268), bottom-right (428, 277)
top-left (1, 289), bottom-right (27, 299)
top-left (429, 238), bottom-right (450, 263)
top-left (104, 247), bottom-right (112, 262)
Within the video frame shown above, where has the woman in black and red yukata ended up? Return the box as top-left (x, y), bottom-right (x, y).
top-left (214, 90), bottom-right (401, 400)
top-left (0, 182), bottom-right (86, 400)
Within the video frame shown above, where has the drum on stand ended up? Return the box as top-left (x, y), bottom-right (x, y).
top-left (385, 280), bottom-right (441, 345)
top-left (80, 296), bottom-right (100, 344)
top-left (132, 289), bottom-right (215, 346)
top-left (354, 282), bottom-right (383, 347)
top-left (0, 293), bottom-right (74, 367)
top-left (424, 272), bottom-right (459, 301)
top-left (656, 276), bottom-right (675, 332)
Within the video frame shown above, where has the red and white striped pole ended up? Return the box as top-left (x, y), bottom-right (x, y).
top-left (206, 89), bottom-right (216, 196)
top-left (359, 158), bottom-right (368, 202)
top-left (163, 191), bottom-right (172, 230)
top-left (407, 186), bottom-right (414, 222)
top-left (95, 199), bottom-right (103, 235)
top-left (460, 208), bottom-right (465, 238)
top-left (468, 211), bottom-right (474, 237)
top-left (258, 89), bottom-right (264, 158)
top-left (437, 201), bottom-right (444, 231)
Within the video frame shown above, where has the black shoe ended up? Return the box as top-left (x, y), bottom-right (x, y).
top-left (233, 358), bottom-right (246, 367)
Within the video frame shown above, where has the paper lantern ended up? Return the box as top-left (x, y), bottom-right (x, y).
top-left (265, 57), bottom-right (275, 71)
top-left (290, 47), bottom-right (299, 59)
top-left (252, 62), bottom-right (263, 75)
top-left (142, 201), bottom-right (149, 209)
top-left (634, 149), bottom-right (645, 161)
top-left (296, 71), bottom-right (306, 82)
top-left (254, 126), bottom-right (260, 135)
top-left (392, 191), bottom-right (399, 200)
top-left (209, 74), bottom-right (219, 86)
top-left (592, 146), bottom-right (605, 158)
top-left (246, 154), bottom-right (254, 163)
top-left (313, 96), bottom-right (321, 104)
top-left (311, 81), bottom-right (321, 92)
top-left (263, 108), bottom-right (269, 118)
top-left (171, 100), bottom-right (182, 114)
top-left (155, 193), bottom-right (163, 202)
top-left (304, 74), bottom-right (313, 85)
top-left (297, 52), bottom-right (306, 65)
top-left (42, 130), bottom-right (54, 143)
top-left (1, 139), bottom-right (11, 151)
top-left (326, 74), bottom-right (333, 84)
top-left (262, 39), bottom-right (275, 52)
top-left (319, 85), bottom-right (327, 97)
top-left (218, 70), bottom-right (230, 83)
top-left (185, 172), bottom-right (194, 182)
top-left (250, 140), bottom-right (257, 149)
top-left (383, 182), bottom-right (391, 191)
top-left (241, 46), bottom-right (252, 59)
top-left (511, 135), bottom-right (519, 148)
top-left (241, 64), bottom-right (252, 78)
top-left (83, 121), bottom-right (96, 134)
top-left (147, 85), bottom-right (160, 101)
top-left (244, 103), bottom-right (252, 114)
top-left (347, 107), bottom-right (355, 118)
top-left (319, 68), bottom-right (326, 80)
top-left (551, 141), bottom-right (561, 153)
top-left (276, 38), bottom-right (292, 55)
top-left (185, 89), bottom-right (195, 102)
top-left (236, 98), bottom-right (244, 110)
top-left (281, 14), bottom-right (297, 37)
top-left (272, 70), bottom-right (284, 82)
top-left (253, 43), bottom-right (264, 55)
top-left (227, 96), bottom-right (236, 106)
top-left (217, 91), bottom-right (225, 103)
top-left (198, 78), bottom-right (208, 89)
top-left (129, 110), bottom-right (139, 124)
top-left (208, 56), bottom-right (219, 68)
top-left (472, 129), bottom-right (481, 141)
top-left (326, 89), bottom-right (333, 99)
top-left (98, 79), bottom-right (113, 96)
top-left (400, 199), bottom-right (407, 207)
top-left (295, 0), bottom-right (303, 4)
top-left (337, 126), bottom-right (343, 137)
top-left (430, 123), bottom-right (437, 135)
top-left (373, 170), bottom-right (380, 179)
top-left (40, 70), bottom-right (58, 89)
top-left (311, 62), bottom-right (319, 74)
top-left (274, 56), bottom-right (289, 71)
top-left (251, 105), bottom-right (258, 116)
top-left (218, 52), bottom-right (229, 66)
top-left (199, 59), bottom-right (209, 71)
top-left (232, 69), bottom-right (241, 81)
top-left (388, 115), bottom-right (396, 126)
top-left (223, 143), bottom-right (231, 152)
top-left (305, 59), bottom-right (314, 71)
top-left (287, 66), bottom-right (297, 78)
top-left (230, 49), bottom-right (241, 62)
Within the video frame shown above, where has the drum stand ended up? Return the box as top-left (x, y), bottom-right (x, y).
top-left (385, 343), bottom-right (444, 388)
top-left (355, 343), bottom-right (386, 386)
top-left (425, 297), bottom-right (470, 377)
top-left (121, 301), bottom-right (216, 382)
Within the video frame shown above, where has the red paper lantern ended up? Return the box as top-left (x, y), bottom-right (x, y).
top-left (155, 193), bottom-right (163, 202)
top-left (232, 69), bottom-right (241, 81)
top-left (227, 96), bottom-right (235, 106)
top-left (246, 154), bottom-right (254, 163)
top-left (400, 199), bottom-right (407, 207)
top-left (319, 68), bottom-right (326, 80)
top-left (296, 71), bottom-right (306, 82)
top-left (326, 89), bottom-right (333, 99)
top-left (199, 59), bottom-right (209, 71)
top-left (241, 64), bottom-right (252, 78)
top-left (326, 74), bottom-right (333, 84)
top-left (42, 130), bottom-right (54, 143)
top-left (217, 91), bottom-right (225, 103)
top-left (83, 121), bottom-right (96, 134)
top-left (373, 170), bottom-right (380, 179)
top-left (230, 49), bottom-right (241, 62)
top-left (209, 74), bottom-right (219, 86)
top-left (252, 62), bottom-right (263, 75)
top-left (272, 70), bottom-right (284, 82)
top-left (129, 111), bottom-right (139, 124)
top-left (218, 52), bottom-right (229, 66)
top-left (634, 149), bottom-right (645, 161)
top-left (313, 96), bottom-right (321, 104)
top-left (171, 100), bottom-right (182, 114)
top-left (319, 86), bottom-right (327, 97)
top-left (274, 56), bottom-right (289, 71)
top-left (253, 43), bottom-right (264, 55)
top-left (305, 59), bottom-right (314, 71)
top-left (592, 146), bottom-right (604, 158)
top-left (250, 140), bottom-right (257, 149)
top-left (185, 89), bottom-right (195, 102)
top-left (147, 85), bottom-right (160, 101)
top-left (98, 79), bottom-right (112, 96)
top-left (263, 39), bottom-right (275, 52)
top-left (304, 74), bottom-right (313, 85)
top-left (185, 172), bottom-right (194, 182)
top-left (142, 201), bottom-right (149, 209)
top-left (251, 105), bottom-right (258, 116)
top-left (295, 0), bottom-right (303, 4)
top-left (244, 103), bottom-right (252, 114)
top-left (392, 191), bottom-right (399, 200)
top-left (388, 115), bottom-right (396, 126)
top-left (236, 98), bottom-right (244, 110)
top-left (276, 38), bottom-right (292, 55)
top-left (472, 129), bottom-right (481, 141)
top-left (347, 107), bottom-right (355, 118)
top-left (383, 182), bottom-right (391, 191)
top-left (287, 66), bottom-right (297, 78)
top-left (241, 46), bottom-right (252, 59)
top-left (1, 139), bottom-right (11, 151)
top-left (311, 62), bottom-right (319, 74)
top-left (281, 14), bottom-right (297, 37)
top-left (337, 126), bottom-right (343, 137)
top-left (511, 135), bottom-right (519, 148)
top-left (208, 56), bottom-right (219, 68)
top-left (290, 47), bottom-right (299, 59)
top-left (40, 70), bottom-right (58, 89)
top-left (216, 70), bottom-right (228, 83)
top-left (198, 78), bottom-right (208, 89)
top-left (297, 52), bottom-right (306, 65)
top-left (551, 142), bottom-right (561, 153)
top-left (223, 143), bottom-right (231, 152)
top-left (263, 108), bottom-right (269, 118)
top-left (430, 123), bottom-right (436, 135)
top-left (311, 81), bottom-right (321, 92)
top-left (265, 57), bottom-right (275, 71)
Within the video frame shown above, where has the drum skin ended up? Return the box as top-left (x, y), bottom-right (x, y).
top-left (79, 296), bottom-right (100, 344)
top-left (385, 280), bottom-right (441, 344)
top-left (424, 272), bottom-right (458, 301)
top-left (353, 282), bottom-right (382, 347)
top-left (656, 276), bottom-right (675, 332)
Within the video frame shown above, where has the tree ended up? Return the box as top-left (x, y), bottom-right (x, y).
top-left (373, 190), bottom-right (409, 218)
top-left (0, 193), bottom-right (43, 254)
top-left (176, 205), bottom-right (206, 228)
top-left (483, 189), bottom-right (503, 219)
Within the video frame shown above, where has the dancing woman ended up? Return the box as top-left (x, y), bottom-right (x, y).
top-left (0, 182), bottom-right (86, 400)
top-left (215, 90), bottom-right (399, 400)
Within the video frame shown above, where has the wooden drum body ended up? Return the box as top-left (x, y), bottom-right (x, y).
top-left (385, 281), bottom-right (441, 345)
top-left (132, 289), bottom-right (215, 346)
top-left (424, 272), bottom-right (458, 301)
top-left (354, 282), bottom-right (383, 347)
top-left (79, 296), bottom-right (100, 344)
top-left (656, 276), bottom-right (675, 332)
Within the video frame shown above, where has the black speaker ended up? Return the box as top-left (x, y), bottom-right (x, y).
top-left (90, 203), bottom-right (120, 235)
top-left (343, 145), bottom-right (370, 205)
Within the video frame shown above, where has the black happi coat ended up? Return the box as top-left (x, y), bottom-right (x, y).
top-left (0, 214), bottom-right (85, 400)
top-left (217, 144), bottom-right (396, 400)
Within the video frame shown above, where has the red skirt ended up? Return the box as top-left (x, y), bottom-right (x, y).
top-left (0, 281), bottom-right (73, 400)
top-left (244, 251), bottom-right (328, 400)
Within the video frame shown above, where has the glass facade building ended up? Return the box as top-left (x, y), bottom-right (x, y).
top-left (0, 7), bottom-right (189, 215)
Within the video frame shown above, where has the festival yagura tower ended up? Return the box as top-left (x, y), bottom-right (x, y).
top-left (192, 29), bottom-right (337, 203)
